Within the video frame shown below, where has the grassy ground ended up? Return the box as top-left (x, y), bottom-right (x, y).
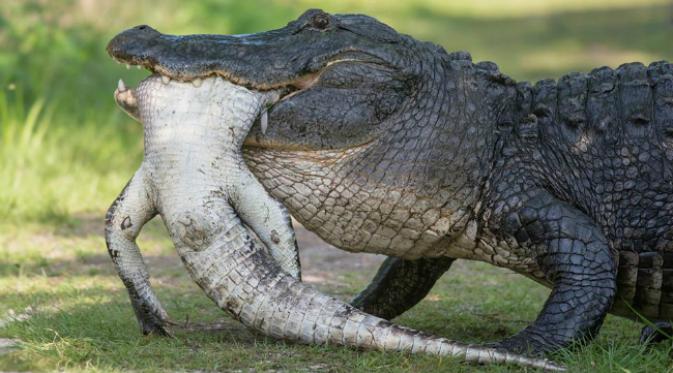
top-left (2, 0), bottom-right (673, 372)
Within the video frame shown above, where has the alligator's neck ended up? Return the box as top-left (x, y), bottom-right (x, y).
top-left (244, 54), bottom-right (520, 258)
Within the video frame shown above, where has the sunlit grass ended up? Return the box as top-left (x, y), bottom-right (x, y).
top-left (0, 92), bottom-right (141, 222)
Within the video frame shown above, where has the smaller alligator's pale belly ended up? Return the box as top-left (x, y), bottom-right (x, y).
top-left (244, 147), bottom-right (476, 259)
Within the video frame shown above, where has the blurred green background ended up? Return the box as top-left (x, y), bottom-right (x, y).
top-left (1, 0), bottom-right (672, 222)
top-left (2, 1), bottom-right (673, 372)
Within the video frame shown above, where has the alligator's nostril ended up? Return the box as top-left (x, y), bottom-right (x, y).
top-left (137, 25), bottom-right (147, 30)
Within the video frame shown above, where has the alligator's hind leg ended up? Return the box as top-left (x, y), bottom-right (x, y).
top-left (640, 321), bottom-right (673, 345)
top-left (351, 256), bottom-right (455, 320)
top-left (105, 168), bottom-right (170, 336)
top-left (489, 190), bottom-right (617, 354)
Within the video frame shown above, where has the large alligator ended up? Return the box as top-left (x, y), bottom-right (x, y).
top-left (105, 9), bottom-right (673, 370)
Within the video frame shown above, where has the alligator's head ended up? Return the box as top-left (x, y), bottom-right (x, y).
top-left (107, 9), bottom-right (424, 151)
top-left (108, 9), bottom-right (503, 254)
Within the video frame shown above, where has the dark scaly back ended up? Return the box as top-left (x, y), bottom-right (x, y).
top-left (502, 61), bottom-right (673, 319)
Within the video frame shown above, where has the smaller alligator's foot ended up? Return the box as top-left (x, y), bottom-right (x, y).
top-left (115, 79), bottom-right (140, 121)
top-left (106, 169), bottom-right (173, 337)
top-left (137, 310), bottom-right (173, 337)
top-left (640, 321), bottom-right (673, 346)
top-left (126, 283), bottom-right (173, 337)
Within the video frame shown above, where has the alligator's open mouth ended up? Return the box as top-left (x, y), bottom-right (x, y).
top-left (108, 26), bottom-right (384, 137)
top-left (106, 24), bottom-right (385, 107)
top-left (109, 50), bottom-right (320, 131)
top-left (107, 14), bottom-right (401, 151)
top-left (109, 54), bottom-right (322, 103)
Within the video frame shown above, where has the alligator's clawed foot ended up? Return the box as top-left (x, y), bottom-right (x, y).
top-left (487, 338), bottom-right (546, 358)
top-left (483, 339), bottom-right (567, 371)
top-left (640, 321), bottom-right (673, 346)
top-left (114, 79), bottom-right (140, 121)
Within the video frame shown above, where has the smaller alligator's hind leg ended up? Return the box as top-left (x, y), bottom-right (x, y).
top-left (105, 168), bottom-right (171, 336)
top-left (351, 256), bottom-right (455, 320)
top-left (640, 321), bottom-right (673, 345)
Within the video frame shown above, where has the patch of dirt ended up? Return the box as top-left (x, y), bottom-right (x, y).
top-left (0, 338), bottom-right (20, 355)
top-left (54, 213), bottom-right (386, 286)
top-left (294, 220), bottom-right (385, 285)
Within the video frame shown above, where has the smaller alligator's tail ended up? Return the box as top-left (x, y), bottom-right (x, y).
top-left (612, 251), bottom-right (673, 320)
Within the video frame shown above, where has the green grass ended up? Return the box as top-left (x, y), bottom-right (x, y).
top-left (1, 219), bottom-right (672, 372)
top-left (2, 0), bottom-right (673, 371)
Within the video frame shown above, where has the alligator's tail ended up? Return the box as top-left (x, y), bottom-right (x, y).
top-left (612, 251), bottom-right (673, 321)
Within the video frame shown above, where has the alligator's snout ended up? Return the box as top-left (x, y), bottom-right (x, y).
top-left (106, 19), bottom-right (316, 88)
top-left (106, 25), bottom-right (161, 64)
top-left (105, 9), bottom-right (396, 90)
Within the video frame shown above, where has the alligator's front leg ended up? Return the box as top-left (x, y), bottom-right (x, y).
top-left (105, 168), bottom-right (170, 336)
top-left (351, 256), bottom-right (455, 320)
top-left (489, 189), bottom-right (617, 354)
top-left (114, 79), bottom-right (140, 122)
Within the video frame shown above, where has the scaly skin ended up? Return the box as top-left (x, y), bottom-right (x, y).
top-left (108, 74), bottom-right (562, 371)
top-left (105, 8), bottom-right (673, 369)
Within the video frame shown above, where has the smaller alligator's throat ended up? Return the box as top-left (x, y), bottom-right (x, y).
top-left (135, 76), bottom-right (275, 185)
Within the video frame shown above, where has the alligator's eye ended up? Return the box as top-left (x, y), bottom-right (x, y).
top-left (311, 13), bottom-right (330, 30)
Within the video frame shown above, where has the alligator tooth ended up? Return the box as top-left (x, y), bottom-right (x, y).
top-left (117, 79), bottom-right (126, 92)
top-left (192, 78), bottom-right (202, 88)
top-left (161, 75), bottom-right (170, 84)
top-left (261, 110), bottom-right (268, 135)
top-left (136, 65), bottom-right (142, 70)
top-left (125, 64), bottom-right (131, 70)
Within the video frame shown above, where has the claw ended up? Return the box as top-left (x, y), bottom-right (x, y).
top-left (118, 79), bottom-right (127, 92)
top-left (261, 110), bottom-right (268, 135)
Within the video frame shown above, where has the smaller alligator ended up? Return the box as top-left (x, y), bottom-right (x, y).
top-left (106, 9), bottom-right (673, 371)
top-left (106, 75), bottom-right (301, 335)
